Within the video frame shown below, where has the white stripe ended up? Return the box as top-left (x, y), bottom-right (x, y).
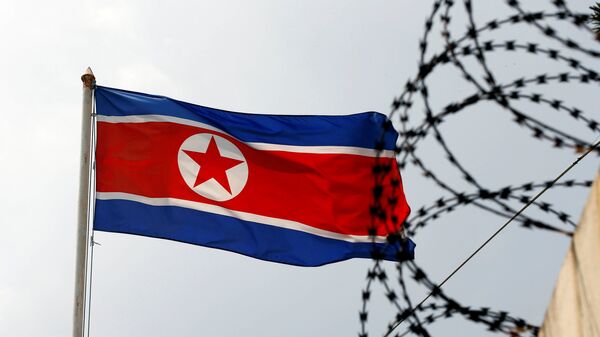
top-left (97, 114), bottom-right (222, 133)
top-left (97, 114), bottom-right (396, 158)
top-left (247, 143), bottom-right (394, 157)
top-left (96, 192), bottom-right (387, 244)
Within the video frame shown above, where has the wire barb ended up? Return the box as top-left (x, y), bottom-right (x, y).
top-left (363, 1), bottom-right (600, 336)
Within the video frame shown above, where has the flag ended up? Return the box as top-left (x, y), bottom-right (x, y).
top-left (93, 86), bottom-right (413, 266)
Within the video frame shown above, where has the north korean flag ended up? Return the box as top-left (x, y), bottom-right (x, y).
top-left (93, 86), bottom-right (413, 266)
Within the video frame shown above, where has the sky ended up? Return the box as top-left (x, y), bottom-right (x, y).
top-left (0, 1), bottom-right (598, 337)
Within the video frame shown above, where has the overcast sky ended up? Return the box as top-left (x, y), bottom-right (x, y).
top-left (1, 1), bottom-right (599, 337)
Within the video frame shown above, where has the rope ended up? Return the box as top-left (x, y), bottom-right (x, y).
top-left (84, 87), bottom-right (98, 337)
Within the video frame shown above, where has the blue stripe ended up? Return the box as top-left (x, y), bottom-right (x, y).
top-left (94, 199), bottom-right (414, 266)
top-left (95, 86), bottom-right (398, 150)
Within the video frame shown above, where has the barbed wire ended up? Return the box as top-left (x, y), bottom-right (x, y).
top-left (365, 0), bottom-right (600, 336)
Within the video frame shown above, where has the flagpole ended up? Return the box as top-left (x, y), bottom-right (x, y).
top-left (74, 67), bottom-right (95, 337)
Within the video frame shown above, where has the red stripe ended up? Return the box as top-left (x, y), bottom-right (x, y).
top-left (96, 122), bottom-right (409, 236)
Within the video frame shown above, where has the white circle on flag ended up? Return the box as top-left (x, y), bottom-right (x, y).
top-left (178, 133), bottom-right (248, 202)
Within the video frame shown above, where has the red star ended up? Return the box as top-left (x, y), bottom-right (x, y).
top-left (183, 136), bottom-right (244, 194)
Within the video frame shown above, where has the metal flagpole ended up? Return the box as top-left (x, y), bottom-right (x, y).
top-left (74, 67), bottom-right (95, 337)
